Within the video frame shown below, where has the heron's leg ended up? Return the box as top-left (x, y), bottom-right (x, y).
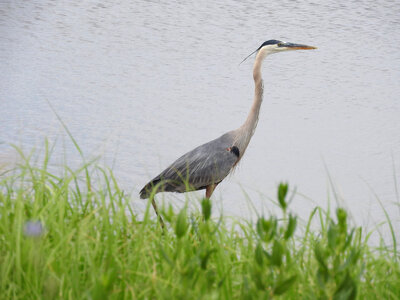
top-left (151, 198), bottom-right (165, 228)
top-left (205, 183), bottom-right (218, 198)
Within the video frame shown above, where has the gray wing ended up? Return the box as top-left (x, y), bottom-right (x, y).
top-left (140, 132), bottom-right (238, 198)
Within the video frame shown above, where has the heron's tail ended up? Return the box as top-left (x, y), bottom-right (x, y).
top-left (139, 187), bottom-right (149, 199)
top-left (139, 178), bottom-right (161, 199)
top-left (140, 177), bottom-right (184, 199)
top-left (139, 176), bottom-right (166, 199)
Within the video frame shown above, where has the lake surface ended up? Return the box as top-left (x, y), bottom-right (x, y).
top-left (1, 0), bottom-right (399, 241)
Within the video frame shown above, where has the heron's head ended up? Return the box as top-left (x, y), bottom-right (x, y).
top-left (241, 39), bottom-right (317, 64)
top-left (258, 39), bottom-right (317, 54)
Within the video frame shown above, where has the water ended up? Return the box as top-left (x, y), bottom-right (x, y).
top-left (1, 0), bottom-right (399, 241)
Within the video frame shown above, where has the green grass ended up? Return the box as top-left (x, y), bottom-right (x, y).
top-left (0, 144), bottom-right (399, 299)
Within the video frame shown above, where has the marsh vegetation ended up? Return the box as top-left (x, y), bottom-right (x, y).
top-left (0, 144), bottom-right (398, 299)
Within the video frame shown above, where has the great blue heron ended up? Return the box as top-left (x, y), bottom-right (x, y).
top-left (140, 40), bottom-right (316, 224)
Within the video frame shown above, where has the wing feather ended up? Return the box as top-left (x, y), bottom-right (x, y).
top-left (140, 132), bottom-right (238, 198)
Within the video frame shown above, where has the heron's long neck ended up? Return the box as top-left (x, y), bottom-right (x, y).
top-left (235, 52), bottom-right (265, 154)
top-left (245, 54), bottom-right (264, 133)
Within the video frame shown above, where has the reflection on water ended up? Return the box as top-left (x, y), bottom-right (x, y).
top-left (1, 0), bottom-right (399, 241)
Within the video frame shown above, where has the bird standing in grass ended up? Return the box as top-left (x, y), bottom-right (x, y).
top-left (140, 40), bottom-right (317, 224)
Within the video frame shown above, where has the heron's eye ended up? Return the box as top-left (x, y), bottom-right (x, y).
top-left (277, 42), bottom-right (283, 47)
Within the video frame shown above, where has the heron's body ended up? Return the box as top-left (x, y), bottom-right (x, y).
top-left (140, 40), bottom-right (316, 222)
top-left (140, 130), bottom-right (238, 198)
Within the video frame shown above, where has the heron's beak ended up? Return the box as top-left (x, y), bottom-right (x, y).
top-left (280, 42), bottom-right (317, 50)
